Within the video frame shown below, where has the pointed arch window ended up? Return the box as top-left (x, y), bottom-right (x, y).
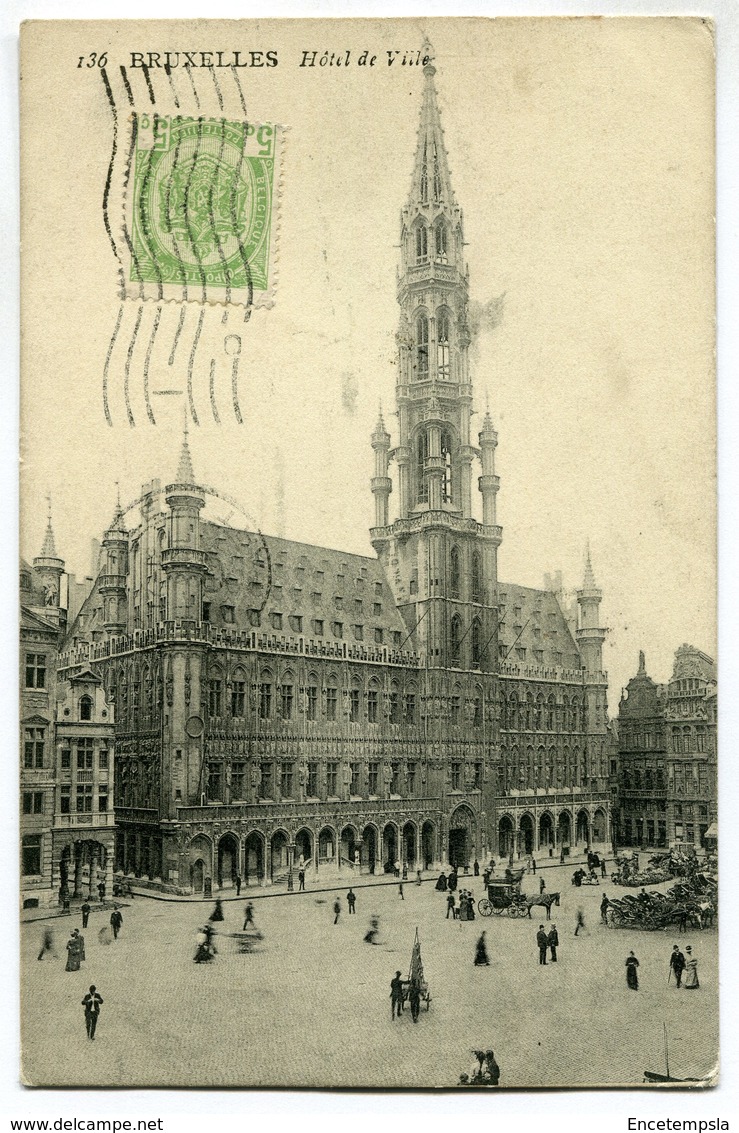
top-left (471, 550), bottom-right (482, 603)
top-left (437, 309), bottom-right (451, 380)
top-left (433, 143), bottom-right (442, 202)
top-left (450, 614), bottom-right (462, 666)
top-left (416, 313), bottom-right (429, 377)
top-left (441, 429), bottom-right (453, 502)
top-left (450, 545), bottom-right (460, 598)
top-left (471, 618), bottom-right (482, 669)
top-left (415, 224), bottom-right (428, 263)
top-left (435, 221), bottom-right (448, 262)
top-left (416, 432), bottom-right (429, 503)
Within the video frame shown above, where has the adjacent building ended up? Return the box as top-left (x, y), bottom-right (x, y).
top-left (613, 646), bottom-right (717, 851)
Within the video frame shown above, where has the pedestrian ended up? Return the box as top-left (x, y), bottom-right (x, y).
top-left (364, 914), bottom-right (380, 944)
top-left (235, 875), bottom-right (242, 896)
top-left (600, 893), bottom-right (610, 925)
top-left (484, 1050), bottom-right (500, 1086)
top-left (390, 971), bottom-right (404, 1019)
top-left (474, 931), bottom-right (490, 966)
top-left (110, 906), bottom-right (123, 939)
top-left (81, 900), bottom-right (91, 929)
top-left (243, 901), bottom-right (255, 929)
top-left (37, 927), bottom-right (56, 961)
top-left (601, 857), bottom-right (607, 879)
top-left (298, 868), bottom-right (306, 892)
top-left (483, 869), bottom-right (490, 889)
top-left (98, 925), bottom-right (112, 946)
top-left (398, 881), bottom-right (404, 900)
top-left (97, 880), bottom-right (106, 902)
top-left (333, 897), bottom-right (341, 925)
top-left (548, 923), bottom-right (559, 962)
top-left (539, 877), bottom-right (546, 894)
top-left (560, 847), bottom-right (565, 865)
top-left (448, 870), bottom-right (458, 893)
top-left (402, 862), bottom-right (408, 880)
top-left (81, 985), bottom-right (103, 1040)
top-left (416, 869), bottom-right (422, 886)
top-left (209, 898), bottom-right (224, 922)
top-left (435, 871), bottom-right (448, 892)
top-left (531, 857), bottom-right (537, 874)
top-left (346, 888), bottom-right (356, 914)
top-left (65, 930), bottom-right (82, 972)
top-left (625, 951), bottom-right (640, 990)
top-left (683, 945), bottom-right (699, 989)
top-left (669, 945), bottom-right (686, 988)
top-left (536, 924), bottom-right (548, 965)
top-left (574, 907), bottom-right (585, 936)
top-left (446, 892), bottom-right (456, 919)
top-left (408, 982), bottom-right (422, 1022)
top-left (473, 859), bottom-right (480, 877)
top-left (394, 859), bottom-right (401, 878)
top-left (62, 891), bottom-right (71, 916)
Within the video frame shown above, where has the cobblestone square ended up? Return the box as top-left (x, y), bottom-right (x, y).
top-left (21, 864), bottom-right (719, 1089)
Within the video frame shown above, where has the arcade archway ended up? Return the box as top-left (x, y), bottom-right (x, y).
top-left (448, 804), bottom-right (476, 869)
top-left (362, 824), bottom-right (378, 874)
top-left (244, 831), bottom-right (264, 884)
top-left (217, 833), bottom-right (239, 888)
top-left (498, 815), bottom-right (514, 857)
top-left (538, 812), bottom-right (554, 850)
top-left (421, 820), bottom-right (436, 869)
top-left (519, 814), bottom-right (534, 856)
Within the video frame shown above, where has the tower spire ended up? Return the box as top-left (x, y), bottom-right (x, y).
top-left (407, 42), bottom-right (456, 214)
top-left (176, 417), bottom-right (195, 485)
top-left (41, 494), bottom-right (57, 558)
top-left (583, 540), bottom-right (597, 589)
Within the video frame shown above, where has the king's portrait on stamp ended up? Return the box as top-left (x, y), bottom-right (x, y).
top-left (18, 17), bottom-right (717, 1090)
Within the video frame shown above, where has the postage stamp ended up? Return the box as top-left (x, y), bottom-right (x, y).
top-left (124, 113), bottom-right (282, 308)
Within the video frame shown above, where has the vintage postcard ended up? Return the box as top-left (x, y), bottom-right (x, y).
top-left (19, 17), bottom-right (717, 1088)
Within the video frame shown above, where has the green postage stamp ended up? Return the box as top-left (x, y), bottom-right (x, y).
top-left (125, 113), bottom-right (282, 308)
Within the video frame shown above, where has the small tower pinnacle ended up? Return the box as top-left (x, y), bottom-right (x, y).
top-left (583, 542), bottom-right (597, 590)
top-left (176, 419), bottom-right (196, 485)
top-left (41, 495), bottom-right (57, 558)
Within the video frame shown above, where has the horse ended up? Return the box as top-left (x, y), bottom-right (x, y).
top-left (525, 892), bottom-right (560, 920)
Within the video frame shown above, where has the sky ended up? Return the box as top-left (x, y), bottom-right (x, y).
top-left (19, 17), bottom-right (716, 701)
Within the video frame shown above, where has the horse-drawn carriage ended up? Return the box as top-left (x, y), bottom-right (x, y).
top-left (478, 869), bottom-right (528, 918)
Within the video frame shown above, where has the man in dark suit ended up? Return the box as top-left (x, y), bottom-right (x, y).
top-left (82, 985), bottom-right (103, 1040)
top-left (536, 925), bottom-right (548, 965)
top-left (390, 971), bottom-right (404, 1019)
top-left (548, 923), bottom-right (559, 962)
top-left (110, 907), bottom-right (123, 939)
top-left (669, 945), bottom-right (686, 987)
top-left (81, 901), bottom-right (91, 928)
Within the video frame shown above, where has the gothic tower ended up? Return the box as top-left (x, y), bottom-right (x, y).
top-left (33, 500), bottom-right (66, 633)
top-left (162, 425), bottom-right (207, 624)
top-left (370, 56), bottom-right (502, 674)
top-left (576, 547), bottom-right (609, 780)
top-left (99, 491), bottom-right (128, 636)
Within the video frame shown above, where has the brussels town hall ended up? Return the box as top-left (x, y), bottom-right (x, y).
top-left (52, 61), bottom-right (612, 896)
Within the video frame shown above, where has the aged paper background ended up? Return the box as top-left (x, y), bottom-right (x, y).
top-left (17, 12), bottom-right (718, 1095)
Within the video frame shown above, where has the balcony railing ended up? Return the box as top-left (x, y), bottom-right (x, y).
top-left (58, 620), bottom-right (421, 670)
top-left (177, 793), bottom-right (480, 826)
top-left (54, 812), bottom-right (115, 828)
top-left (115, 806), bottom-right (160, 825)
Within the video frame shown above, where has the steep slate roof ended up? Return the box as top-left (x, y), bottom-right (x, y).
top-left (201, 522), bottom-right (408, 644)
top-left (497, 582), bottom-right (582, 671)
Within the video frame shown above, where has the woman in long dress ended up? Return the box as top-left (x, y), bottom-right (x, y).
top-left (683, 946), bottom-right (699, 989)
top-left (435, 872), bottom-right (447, 892)
top-left (625, 951), bottom-right (639, 990)
top-left (65, 932), bottom-right (81, 972)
